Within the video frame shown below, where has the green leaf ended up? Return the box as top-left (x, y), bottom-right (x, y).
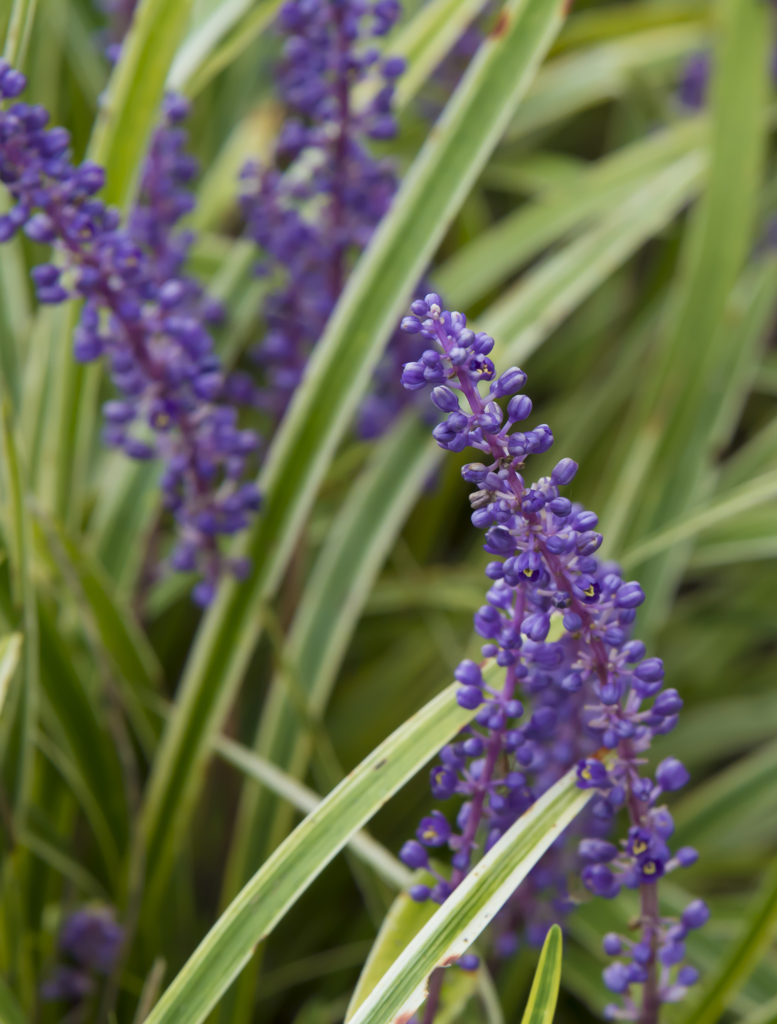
top-left (167, 0), bottom-right (281, 95)
top-left (597, 0), bottom-right (770, 632)
top-left (0, 972), bottom-right (27, 1024)
top-left (348, 769), bottom-right (589, 1024)
top-left (142, 681), bottom-right (483, 1024)
top-left (481, 151), bottom-right (705, 363)
top-left (0, 402), bottom-right (38, 824)
top-left (221, 413), bottom-right (438, 900)
top-left (672, 739), bottom-right (777, 851)
top-left (345, 886), bottom-right (438, 1022)
top-left (681, 859), bottom-right (777, 1024)
top-left (213, 735), bottom-right (412, 891)
top-left (619, 467), bottom-right (777, 569)
top-left (40, 516), bottom-right (162, 754)
top-left (87, 0), bottom-right (195, 208)
top-left (2, 0), bottom-right (38, 68)
top-left (139, 0), bottom-right (569, 907)
top-left (519, 924), bottom-right (562, 1024)
top-left (504, 24), bottom-right (707, 142)
top-left (0, 633), bottom-right (22, 722)
top-left (435, 117), bottom-right (705, 309)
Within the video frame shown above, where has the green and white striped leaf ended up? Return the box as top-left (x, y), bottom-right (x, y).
top-left (520, 924), bottom-right (563, 1024)
top-left (142, 681), bottom-right (484, 1024)
top-left (348, 768), bottom-right (589, 1024)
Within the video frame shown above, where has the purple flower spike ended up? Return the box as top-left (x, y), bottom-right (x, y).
top-left (0, 77), bottom-right (261, 602)
top-left (393, 299), bottom-right (706, 1008)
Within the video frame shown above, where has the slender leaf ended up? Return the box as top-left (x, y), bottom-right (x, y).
top-left (504, 24), bottom-right (707, 142)
top-left (213, 735), bottom-right (412, 890)
top-left (481, 152), bottom-right (706, 362)
top-left (519, 924), bottom-right (562, 1024)
top-left (88, 0), bottom-right (195, 208)
top-left (142, 681), bottom-right (483, 1024)
top-left (0, 973), bottom-right (26, 1024)
top-left (672, 740), bottom-right (777, 851)
top-left (346, 885), bottom-right (438, 1021)
top-left (0, 403), bottom-right (38, 825)
top-left (681, 859), bottom-right (777, 1024)
top-left (599, 0), bottom-right (770, 631)
top-left (620, 468), bottom-right (777, 569)
top-left (168, 0), bottom-right (281, 95)
top-left (221, 414), bottom-right (437, 897)
top-left (139, 0), bottom-right (569, 908)
top-left (0, 633), bottom-right (22, 722)
top-left (348, 769), bottom-right (590, 1024)
top-left (2, 0), bottom-right (38, 68)
top-left (436, 118), bottom-right (705, 309)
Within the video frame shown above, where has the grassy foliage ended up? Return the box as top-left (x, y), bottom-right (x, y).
top-left (0, 0), bottom-right (776, 1021)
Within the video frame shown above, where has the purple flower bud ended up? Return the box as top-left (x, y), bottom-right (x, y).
top-left (579, 839), bottom-right (619, 863)
top-left (431, 386), bottom-right (459, 412)
top-left (563, 612), bottom-right (582, 632)
top-left (400, 840), bottom-right (428, 868)
top-left (676, 846), bottom-right (699, 868)
top-left (454, 659), bottom-right (483, 686)
top-left (401, 316), bottom-right (422, 333)
top-left (622, 640), bottom-right (646, 663)
top-left (583, 863), bottom-right (620, 899)
top-left (507, 394), bottom-right (532, 421)
top-left (409, 884), bottom-right (430, 902)
top-left (457, 686), bottom-right (483, 710)
top-left (492, 366), bottom-right (527, 396)
top-left (659, 942), bottom-right (685, 966)
top-left (602, 963), bottom-right (630, 993)
top-left (656, 757), bottom-right (689, 791)
top-left (401, 361), bottom-right (427, 390)
top-left (602, 933), bottom-right (622, 956)
top-left (615, 581), bottom-right (645, 608)
top-left (457, 953), bottom-right (480, 971)
top-left (522, 613), bottom-right (550, 642)
top-left (653, 689), bottom-right (683, 716)
top-left (551, 458), bottom-right (578, 485)
top-left (677, 966), bottom-right (699, 986)
top-left (682, 899), bottom-right (710, 930)
top-left (634, 657), bottom-right (664, 683)
top-left (548, 497), bottom-right (572, 517)
top-left (24, 212), bottom-right (57, 242)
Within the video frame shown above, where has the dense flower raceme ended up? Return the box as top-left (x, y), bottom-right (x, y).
top-left (239, 0), bottom-right (425, 435)
top-left (0, 67), bottom-right (260, 605)
top-left (41, 906), bottom-right (123, 1004)
top-left (396, 296), bottom-right (707, 1021)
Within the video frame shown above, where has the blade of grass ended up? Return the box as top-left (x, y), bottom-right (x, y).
top-left (138, 0), bottom-right (569, 911)
top-left (0, 633), bottom-right (22, 721)
top-left (0, 974), bottom-right (26, 1024)
top-left (348, 769), bottom-right (589, 1024)
top-left (2, 0), bottom-right (38, 69)
top-left (504, 24), bottom-right (707, 142)
top-left (141, 681), bottom-right (483, 1024)
top-left (619, 468), bottom-right (777, 568)
top-left (220, 413), bottom-right (437, 901)
top-left (519, 924), bottom-right (562, 1024)
top-left (176, 0), bottom-right (281, 98)
top-left (481, 152), bottom-right (706, 362)
top-left (596, 0), bottom-right (770, 632)
top-left (681, 859), bottom-right (777, 1024)
top-left (0, 403), bottom-right (38, 829)
top-left (167, 0), bottom-right (281, 95)
top-left (213, 735), bottom-right (412, 891)
top-left (435, 117), bottom-right (705, 309)
top-left (672, 739), bottom-right (777, 851)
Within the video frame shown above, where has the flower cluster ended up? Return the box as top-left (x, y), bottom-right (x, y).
top-left (396, 295), bottom-right (707, 1022)
top-left (240, 0), bottom-right (423, 433)
top-left (0, 67), bottom-right (260, 605)
top-left (41, 906), bottom-right (123, 1004)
